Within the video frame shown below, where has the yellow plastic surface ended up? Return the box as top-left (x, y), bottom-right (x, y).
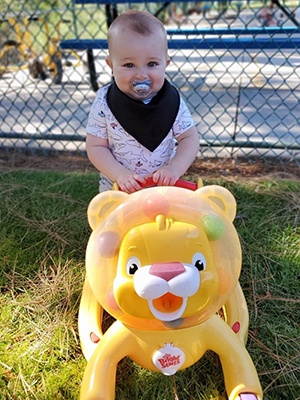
top-left (79, 184), bottom-right (263, 400)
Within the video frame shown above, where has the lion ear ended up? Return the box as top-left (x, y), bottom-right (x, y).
top-left (196, 185), bottom-right (237, 222)
top-left (87, 191), bottom-right (129, 230)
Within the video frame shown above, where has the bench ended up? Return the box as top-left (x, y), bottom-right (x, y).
top-left (60, 0), bottom-right (300, 91)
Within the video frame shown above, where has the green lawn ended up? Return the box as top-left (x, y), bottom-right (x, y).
top-left (0, 168), bottom-right (299, 400)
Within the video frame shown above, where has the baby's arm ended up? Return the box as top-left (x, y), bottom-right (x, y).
top-left (86, 133), bottom-right (146, 193)
top-left (152, 126), bottom-right (199, 186)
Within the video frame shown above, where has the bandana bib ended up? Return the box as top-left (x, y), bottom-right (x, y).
top-left (107, 80), bottom-right (180, 152)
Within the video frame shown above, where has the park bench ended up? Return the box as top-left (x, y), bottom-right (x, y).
top-left (59, 0), bottom-right (300, 91)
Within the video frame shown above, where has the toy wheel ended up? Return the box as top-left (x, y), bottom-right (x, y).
top-left (0, 43), bottom-right (22, 70)
top-left (28, 58), bottom-right (46, 80)
top-left (0, 51), bottom-right (10, 70)
top-left (28, 58), bottom-right (38, 78)
top-left (49, 55), bottom-right (63, 84)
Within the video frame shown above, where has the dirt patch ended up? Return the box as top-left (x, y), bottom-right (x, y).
top-left (0, 150), bottom-right (96, 173)
top-left (0, 149), bottom-right (299, 180)
top-left (189, 158), bottom-right (300, 181)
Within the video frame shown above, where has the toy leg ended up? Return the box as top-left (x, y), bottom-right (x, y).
top-left (224, 282), bottom-right (249, 345)
top-left (80, 321), bottom-right (135, 400)
top-left (206, 315), bottom-right (263, 400)
top-left (221, 348), bottom-right (263, 400)
top-left (78, 278), bottom-right (104, 361)
top-left (80, 353), bottom-right (117, 400)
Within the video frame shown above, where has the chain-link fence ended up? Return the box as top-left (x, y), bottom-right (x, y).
top-left (0, 0), bottom-right (299, 165)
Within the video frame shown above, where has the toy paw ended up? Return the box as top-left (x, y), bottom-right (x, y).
top-left (237, 394), bottom-right (258, 400)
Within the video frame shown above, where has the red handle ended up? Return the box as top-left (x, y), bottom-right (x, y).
top-left (139, 177), bottom-right (197, 191)
top-left (114, 177), bottom-right (198, 192)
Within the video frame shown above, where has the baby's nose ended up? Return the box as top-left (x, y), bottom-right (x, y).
top-left (135, 67), bottom-right (148, 79)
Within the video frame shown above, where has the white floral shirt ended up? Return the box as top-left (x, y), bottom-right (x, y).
top-left (86, 83), bottom-right (195, 191)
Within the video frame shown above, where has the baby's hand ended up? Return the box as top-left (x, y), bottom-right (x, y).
top-left (117, 171), bottom-right (146, 194)
top-left (152, 165), bottom-right (180, 186)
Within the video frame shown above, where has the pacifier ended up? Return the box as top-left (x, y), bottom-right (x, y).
top-left (130, 80), bottom-right (152, 96)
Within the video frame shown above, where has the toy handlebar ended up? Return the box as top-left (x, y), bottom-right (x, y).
top-left (114, 177), bottom-right (200, 191)
top-left (143, 177), bottom-right (198, 190)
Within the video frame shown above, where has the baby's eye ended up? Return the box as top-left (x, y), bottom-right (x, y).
top-left (148, 61), bottom-right (157, 67)
top-left (124, 63), bottom-right (134, 68)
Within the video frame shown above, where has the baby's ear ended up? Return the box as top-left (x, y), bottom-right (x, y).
top-left (105, 57), bottom-right (113, 70)
top-left (195, 185), bottom-right (237, 222)
top-left (87, 191), bottom-right (129, 230)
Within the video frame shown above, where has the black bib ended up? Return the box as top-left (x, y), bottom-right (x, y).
top-left (107, 79), bottom-right (180, 152)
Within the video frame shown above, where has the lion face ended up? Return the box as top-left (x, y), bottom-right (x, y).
top-left (86, 186), bottom-right (241, 330)
top-left (114, 216), bottom-right (218, 321)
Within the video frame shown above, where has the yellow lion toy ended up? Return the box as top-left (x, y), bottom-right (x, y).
top-left (79, 182), bottom-right (263, 400)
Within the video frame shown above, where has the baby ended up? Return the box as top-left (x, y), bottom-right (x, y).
top-left (86, 10), bottom-right (199, 193)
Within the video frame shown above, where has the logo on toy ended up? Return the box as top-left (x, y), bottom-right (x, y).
top-left (152, 343), bottom-right (185, 375)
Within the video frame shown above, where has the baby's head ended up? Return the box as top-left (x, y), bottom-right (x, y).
top-left (107, 10), bottom-right (168, 52)
top-left (106, 10), bottom-right (170, 100)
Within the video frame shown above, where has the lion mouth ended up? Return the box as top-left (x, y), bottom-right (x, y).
top-left (148, 294), bottom-right (187, 321)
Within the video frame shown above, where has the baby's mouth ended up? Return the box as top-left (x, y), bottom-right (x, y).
top-left (130, 80), bottom-right (152, 96)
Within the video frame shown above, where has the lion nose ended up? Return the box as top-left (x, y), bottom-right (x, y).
top-left (149, 263), bottom-right (185, 282)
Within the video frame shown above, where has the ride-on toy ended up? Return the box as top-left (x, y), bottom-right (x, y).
top-left (79, 178), bottom-right (263, 400)
top-left (0, 16), bottom-right (81, 83)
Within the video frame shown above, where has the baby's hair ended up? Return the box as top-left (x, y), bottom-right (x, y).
top-left (107, 10), bottom-right (167, 49)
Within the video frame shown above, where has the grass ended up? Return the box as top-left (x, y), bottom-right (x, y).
top-left (0, 168), bottom-right (299, 400)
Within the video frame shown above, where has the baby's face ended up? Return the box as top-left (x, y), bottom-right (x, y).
top-left (106, 29), bottom-right (170, 101)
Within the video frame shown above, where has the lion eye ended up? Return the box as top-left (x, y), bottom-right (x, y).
top-left (129, 263), bottom-right (139, 275)
top-left (192, 252), bottom-right (206, 271)
top-left (195, 260), bottom-right (205, 271)
top-left (126, 256), bottom-right (141, 275)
